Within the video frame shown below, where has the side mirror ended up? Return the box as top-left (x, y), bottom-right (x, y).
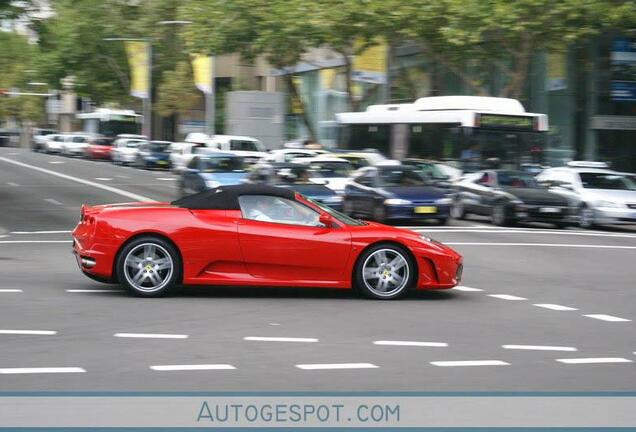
top-left (319, 213), bottom-right (334, 228)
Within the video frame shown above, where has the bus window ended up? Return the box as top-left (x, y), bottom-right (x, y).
top-left (341, 124), bottom-right (390, 155)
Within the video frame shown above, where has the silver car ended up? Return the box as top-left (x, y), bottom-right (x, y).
top-left (537, 162), bottom-right (636, 228)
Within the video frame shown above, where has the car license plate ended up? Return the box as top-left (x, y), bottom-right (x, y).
top-left (539, 207), bottom-right (560, 213)
top-left (414, 206), bottom-right (437, 214)
top-left (157, 160), bottom-right (167, 165)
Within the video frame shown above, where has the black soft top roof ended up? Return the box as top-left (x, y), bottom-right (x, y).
top-left (171, 184), bottom-right (297, 210)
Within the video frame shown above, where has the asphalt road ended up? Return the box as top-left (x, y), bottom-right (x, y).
top-left (0, 147), bottom-right (635, 391)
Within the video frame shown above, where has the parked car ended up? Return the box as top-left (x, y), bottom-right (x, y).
top-left (208, 134), bottom-right (268, 165)
top-left (293, 156), bottom-right (354, 194)
top-left (111, 137), bottom-right (147, 165)
top-left (452, 169), bottom-right (573, 227)
top-left (537, 162), bottom-right (636, 228)
top-left (72, 184), bottom-right (462, 299)
top-left (135, 141), bottom-right (172, 169)
top-left (31, 128), bottom-right (57, 152)
top-left (42, 134), bottom-right (66, 154)
top-left (343, 165), bottom-right (451, 224)
top-left (248, 163), bottom-right (343, 211)
top-left (84, 136), bottom-right (113, 160)
top-left (178, 153), bottom-right (248, 197)
top-left (61, 133), bottom-right (93, 157)
top-left (170, 142), bottom-right (220, 173)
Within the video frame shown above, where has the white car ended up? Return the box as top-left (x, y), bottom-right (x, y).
top-left (170, 142), bottom-right (221, 172)
top-left (293, 156), bottom-right (354, 194)
top-left (112, 137), bottom-right (148, 165)
top-left (61, 134), bottom-right (92, 157)
top-left (207, 135), bottom-right (268, 164)
top-left (537, 161), bottom-right (636, 228)
top-left (262, 148), bottom-right (319, 164)
top-left (43, 134), bottom-right (66, 154)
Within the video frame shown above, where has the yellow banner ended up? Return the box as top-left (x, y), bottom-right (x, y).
top-left (352, 38), bottom-right (387, 84)
top-left (191, 55), bottom-right (213, 94)
top-left (320, 68), bottom-right (337, 90)
top-left (124, 41), bottom-right (149, 99)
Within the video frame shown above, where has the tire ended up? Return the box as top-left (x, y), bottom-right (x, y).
top-left (115, 236), bottom-right (181, 297)
top-left (578, 205), bottom-right (595, 229)
top-left (437, 217), bottom-right (449, 225)
top-left (354, 243), bottom-right (416, 300)
top-left (491, 202), bottom-right (510, 227)
top-left (450, 198), bottom-right (467, 220)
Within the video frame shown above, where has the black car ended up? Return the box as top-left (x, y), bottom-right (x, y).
top-left (451, 170), bottom-right (573, 227)
top-left (135, 141), bottom-right (172, 169)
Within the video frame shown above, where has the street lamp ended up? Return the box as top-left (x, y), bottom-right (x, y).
top-left (103, 37), bottom-right (152, 139)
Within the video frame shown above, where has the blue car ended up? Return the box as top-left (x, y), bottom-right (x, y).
top-left (135, 141), bottom-right (172, 169)
top-left (343, 165), bottom-right (452, 224)
top-left (179, 153), bottom-right (248, 197)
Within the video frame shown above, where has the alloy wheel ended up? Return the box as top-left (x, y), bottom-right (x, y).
top-left (123, 243), bottom-right (174, 293)
top-left (361, 248), bottom-right (410, 298)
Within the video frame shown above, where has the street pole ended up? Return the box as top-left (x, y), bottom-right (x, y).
top-left (144, 40), bottom-right (152, 139)
top-left (206, 56), bottom-right (215, 136)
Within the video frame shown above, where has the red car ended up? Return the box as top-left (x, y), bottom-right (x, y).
top-left (84, 137), bottom-right (113, 160)
top-left (72, 185), bottom-right (462, 299)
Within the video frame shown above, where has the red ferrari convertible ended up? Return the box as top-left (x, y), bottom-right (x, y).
top-left (72, 185), bottom-right (462, 299)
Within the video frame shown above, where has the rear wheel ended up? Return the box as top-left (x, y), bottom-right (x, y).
top-left (354, 244), bottom-right (415, 300)
top-left (116, 236), bottom-right (181, 297)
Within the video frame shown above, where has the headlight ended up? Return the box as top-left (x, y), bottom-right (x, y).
top-left (595, 200), bottom-right (622, 208)
top-left (323, 196), bottom-right (343, 204)
top-left (436, 197), bottom-right (453, 205)
top-left (205, 180), bottom-right (220, 188)
top-left (384, 198), bottom-right (411, 205)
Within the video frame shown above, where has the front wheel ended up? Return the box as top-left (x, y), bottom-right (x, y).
top-left (116, 236), bottom-right (181, 297)
top-left (578, 205), bottom-right (595, 229)
top-left (354, 244), bottom-right (415, 299)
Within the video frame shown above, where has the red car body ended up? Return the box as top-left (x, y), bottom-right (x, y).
top-left (84, 138), bottom-right (113, 160)
top-left (72, 188), bottom-right (462, 295)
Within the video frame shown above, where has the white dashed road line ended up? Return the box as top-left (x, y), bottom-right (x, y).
top-left (0, 367), bottom-right (86, 374)
top-left (413, 228), bottom-right (636, 240)
top-left (533, 304), bottom-right (578, 311)
top-left (11, 230), bottom-right (72, 234)
top-left (373, 340), bottom-right (448, 347)
top-left (488, 294), bottom-right (527, 301)
top-left (114, 333), bottom-right (189, 339)
top-left (95, 177), bottom-right (113, 181)
top-left (446, 242), bottom-right (636, 250)
top-left (0, 240), bottom-right (71, 244)
top-left (296, 363), bottom-right (379, 370)
top-left (502, 344), bottom-right (577, 352)
top-left (150, 364), bottom-right (236, 371)
top-left (556, 358), bottom-right (633, 364)
top-left (0, 330), bottom-right (57, 335)
top-left (6, 182), bottom-right (19, 186)
top-left (0, 157), bottom-right (153, 202)
top-left (0, 289), bottom-right (22, 293)
top-left (66, 289), bottom-right (124, 293)
top-left (156, 177), bottom-right (176, 181)
top-left (44, 198), bottom-right (63, 206)
top-left (243, 336), bottom-right (318, 343)
top-left (453, 286), bottom-right (484, 292)
top-left (431, 360), bottom-right (510, 367)
top-left (583, 314), bottom-right (631, 322)
top-left (48, 161), bottom-right (64, 164)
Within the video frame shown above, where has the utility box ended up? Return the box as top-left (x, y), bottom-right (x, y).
top-left (225, 91), bottom-right (285, 149)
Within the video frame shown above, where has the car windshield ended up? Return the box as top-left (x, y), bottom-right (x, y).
top-left (309, 162), bottom-right (352, 178)
top-left (378, 168), bottom-right (426, 187)
top-left (200, 157), bottom-right (245, 173)
top-left (409, 162), bottom-right (448, 180)
top-left (93, 139), bottom-right (111, 146)
top-left (304, 197), bottom-right (366, 226)
top-left (149, 142), bottom-right (170, 152)
top-left (580, 172), bottom-right (636, 190)
top-left (497, 171), bottom-right (540, 188)
top-left (230, 140), bottom-right (264, 152)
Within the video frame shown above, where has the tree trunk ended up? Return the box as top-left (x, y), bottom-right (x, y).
top-left (341, 52), bottom-right (357, 111)
top-left (284, 73), bottom-right (316, 141)
top-left (499, 35), bottom-right (533, 99)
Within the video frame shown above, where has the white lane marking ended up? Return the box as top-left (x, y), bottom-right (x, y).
top-left (114, 333), bottom-right (188, 339)
top-left (44, 198), bottom-right (63, 206)
top-left (11, 230), bottom-right (72, 234)
top-left (0, 289), bottom-right (22, 293)
top-left (94, 177), bottom-right (113, 181)
top-left (502, 344), bottom-right (577, 352)
top-left (7, 152), bottom-right (19, 156)
top-left (411, 228), bottom-right (636, 239)
top-left (0, 330), bottom-right (57, 335)
top-left (66, 289), bottom-right (123, 293)
top-left (0, 157), bottom-right (154, 202)
top-left (0, 240), bottom-right (71, 244)
top-left (453, 286), bottom-right (483, 292)
top-left (6, 182), bottom-right (19, 186)
top-left (556, 358), bottom-right (633, 364)
top-left (156, 177), bottom-right (176, 181)
top-left (583, 314), bottom-right (631, 322)
top-left (488, 294), bottom-right (527, 301)
top-left (431, 360), bottom-right (509, 367)
top-left (268, 323), bottom-right (281, 326)
top-left (150, 364), bottom-right (236, 371)
top-left (533, 304), bottom-right (578, 311)
top-left (0, 367), bottom-right (86, 374)
top-left (445, 242), bottom-right (636, 250)
top-left (296, 363), bottom-right (379, 370)
top-left (48, 161), bottom-right (64, 164)
top-left (243, 336), bottom-right (318, 343)
top-left (374, 340), bottom-right (448, 347)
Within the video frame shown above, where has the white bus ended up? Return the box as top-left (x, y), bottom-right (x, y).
top-left (77, 108), bottom-right (142, 139)
top-left (335, 96), bottom-right (555, 171)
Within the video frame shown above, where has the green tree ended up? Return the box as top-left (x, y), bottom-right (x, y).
top-left (154, 61), bottom-right (199, 118)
